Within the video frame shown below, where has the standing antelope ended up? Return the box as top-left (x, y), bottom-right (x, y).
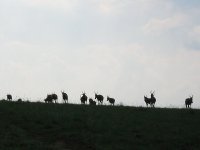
top-left (7, 94), bottom-right (12, 101)
top-left (144, 96), bottom-right (151, 107)
top-left (185, 95), bottom-right (193, 108)
top-left (107, 96), bottom-right (115, 105)
top-left (61, 91), bottom-right (68, 103)
top-left (80, 92), bottom-right (87, 104)
top-left (150, 91), bottom-right (156, 107)
top-left (144, 91), bottom-right (156, 107)
top-left (95, 93), bottom-right (104, 105)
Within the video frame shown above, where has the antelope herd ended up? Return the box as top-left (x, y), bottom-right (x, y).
top-left (1, 91), bottom-right (194, 108)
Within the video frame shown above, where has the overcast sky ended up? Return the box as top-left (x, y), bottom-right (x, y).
top-left (0, 0), bottom-right (200, 107)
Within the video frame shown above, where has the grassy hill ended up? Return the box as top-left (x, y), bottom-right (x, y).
top-left (0, 101), bottom-right (200, 150)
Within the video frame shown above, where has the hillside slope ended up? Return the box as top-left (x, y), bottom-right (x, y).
top-left (0, 101), bottom-right (199, 150)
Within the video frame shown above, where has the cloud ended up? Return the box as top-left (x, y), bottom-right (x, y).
top-left (143, 14), bottom-right (187, 35)
top-left (19, 0), bottom-right (78, 12)
top-left (92, 0), bottom-right (172, 15)
top-left (189, 25), bottom-right (200, 41)
top-left (193, 26), bottom-right (200, 34)
top-left (186, 25), bottom-right (200, 50)
top-left (0, 33), bottom-right (3, 40)
top-left (87, 0), bottom-right (126, 15)
top-left (98, 1), bottom-right (113, 14)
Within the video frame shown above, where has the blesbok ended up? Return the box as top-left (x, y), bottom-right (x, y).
top-left (89, 98), bottom-right (96, 106)
top-left (144, 91), bottom-right (156, 107)
top-left (51, 93), bottom-right (58, 103)
top-left (185, 95), bottom-right (193, 108)
top-left (144, 96), bottom-right (151, 107)
top-left (80, 92), bottom-right (87, 104)
top-left (17, 98), bottom-right (22, 102)
top-left (61, 91), bottom-right (68, 103)
top-left (150, 91), bottom-right (156, 107)
top-left (95, 93), bottom-right (104, 105)
top-left (107, 96), bottom-right (115, 105)
top-left (44, 94), bottom-right (53, 103)
top-left (7, 94), bottom-right (12, 101)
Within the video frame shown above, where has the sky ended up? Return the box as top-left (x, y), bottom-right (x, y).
top-left (0, 0), bottom-right (200, 107)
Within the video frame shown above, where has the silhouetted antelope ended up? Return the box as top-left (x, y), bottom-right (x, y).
top-left (44, 94), bottom-right (53, 103)
top-left (95, 93), bottom-right (104, 105)
top-left (89, 98), bottom-right (96, 105)
top-left (107, 96), bottom-right (115, 105)
top-left (144, 91), bottom-right (156, 107)
top-left (150, 91), bottom-right (156, 106)
top-left (80, 92), bottom-right (87, 104)
top-left (7, 94), bottom-right (12, 101)
top-left (144, 96), bottom-right (151, 107)
top-left (61, 91), bottom-right (68, 103)
top-left (17, 98), bottom-right (22, 102)
top-left (185, 95), bottom-right (193, 108)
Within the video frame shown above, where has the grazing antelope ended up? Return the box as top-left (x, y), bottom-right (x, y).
top-left (7, 94), bottom-right (12, 101)
top-left (44, 94), bottom-right (53, 103)
top-left (144, 91), bottom-right (156, 107)
top-left (17, 98), bottom-right (22, 102)
top-left (107, 96), bottom-right (115, 105)
top-left (89, 98), bottom-right (96, 106)
top-left (44, 95), bottom-right (50, 103)
top-left (80, 92), bottom-right (88, 104)
top-left (185, 95), bottom-right (193, 108)
top-left (95, 93), bottom-right (104, 105)
top-left (51, 93), bottom-right (58, 103)
top-left (61, 91), bottom-right (68, 103)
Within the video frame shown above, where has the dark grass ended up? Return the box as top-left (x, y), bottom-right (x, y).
top-left (0, 101), bottom-right (200, 150)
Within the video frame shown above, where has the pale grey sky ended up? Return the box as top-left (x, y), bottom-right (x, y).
top-left (0, 0), bottom-right (200, 107)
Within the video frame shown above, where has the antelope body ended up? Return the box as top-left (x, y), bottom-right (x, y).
top-left (95, 93), bottom-right (104, 105)
top-left (80, 93), bottom-right (88, 104)
top-left (107, 96), bottom-right (115, 105)
top-left (7, 94), bottom-right (12, 101)
top-left (61, 91), bottom-right (68, 103)
top-left (185, 96), bottom-right (193, 108)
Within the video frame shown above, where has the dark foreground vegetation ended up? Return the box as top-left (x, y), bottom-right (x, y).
top-left (0, 101), bottom-right (200, 150)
